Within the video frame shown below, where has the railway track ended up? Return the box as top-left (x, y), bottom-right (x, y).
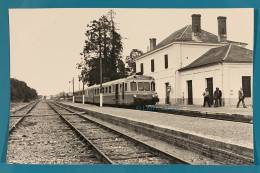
top-left (7, 101), bottom-right (105, 164)
top-left (48, 101), bottom-right (189, 164)
top-left (9, 101), bottom-right (38, 134)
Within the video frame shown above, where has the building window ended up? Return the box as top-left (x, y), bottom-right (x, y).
top-left (164, 55), bottom-right (168, 69)
top-left (222, 27), bottom-right (225, 34)
top-left (140, 63), bottom-right (144, 75)
top-left (151, 59), bottom-right (154, 72)
top-left (105, 87), bottom-right (108, 93)
top-left (242, 76), bottom-right (251, 97)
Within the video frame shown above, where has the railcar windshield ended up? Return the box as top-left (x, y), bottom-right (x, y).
top-left (130, 82), bottom-right (137, 91)
top-left (138, 82), bottom-right (150, 91)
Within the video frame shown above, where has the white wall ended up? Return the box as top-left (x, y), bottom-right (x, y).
top-left (180, 64), bottom-right (222, 105)
top-left (222, 63), bottom-right (253, 106)
top-left (180, 63), bottom-right (253, 106)
top-left (136, 42), bottom-right (224, 104)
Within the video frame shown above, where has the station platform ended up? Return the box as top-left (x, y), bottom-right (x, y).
top-left (145, 104), bottom-right (253, 123)
top-left (57, 101), bottom-right (254, 164)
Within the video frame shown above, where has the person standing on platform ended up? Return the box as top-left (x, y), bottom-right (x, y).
top-left (203, 88), bottom-right (211, 107)
top-left (218, 88), bottom-right (222, 107)
top-left (237, 87), bottom-right (247, 108)
top-left (213, 87), bottom-right (220, 107)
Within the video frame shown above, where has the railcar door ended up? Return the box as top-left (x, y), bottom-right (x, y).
top-left (122, 82), bottom-right (125, 100)
top-left (115, 84), bottom-right (119, 105)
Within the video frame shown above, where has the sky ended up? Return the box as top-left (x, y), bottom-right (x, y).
top-left (9, 8), bottom-right (254, 96)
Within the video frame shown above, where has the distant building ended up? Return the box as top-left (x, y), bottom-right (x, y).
top-left (135, 14), bottom-right (253, 106)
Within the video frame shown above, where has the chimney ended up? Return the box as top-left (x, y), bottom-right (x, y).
top-left (191, 14), bottom-right (201, 40)
top-left (149, 38), bottom-right (156, 51)
top-left (217, 16), bottom-right (227, 42)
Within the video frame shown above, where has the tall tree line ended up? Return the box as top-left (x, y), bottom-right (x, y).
top-left (77, 10), bottom-right (127, 86)
top-left (11, 78), bottom-right (38, 102)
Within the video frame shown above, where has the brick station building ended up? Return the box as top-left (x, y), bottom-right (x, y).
top-left (135, 14), bottom-right (253, 106)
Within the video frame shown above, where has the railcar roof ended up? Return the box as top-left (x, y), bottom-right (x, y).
top-left (85, 75), bottom-right (155, 90)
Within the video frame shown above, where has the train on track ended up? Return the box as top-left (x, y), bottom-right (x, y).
top-left (74, 74), bottom-right (159, 106)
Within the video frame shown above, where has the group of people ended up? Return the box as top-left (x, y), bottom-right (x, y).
top-left (202, 87), bottom-right (247, 108)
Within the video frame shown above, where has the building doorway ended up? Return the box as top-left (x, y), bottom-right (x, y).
top-left (187, 80), bottom-right (193, 105)
top-left (206, 78), bottom-right (213, 105)
top-left (165, 83), bottom-right (170, 104)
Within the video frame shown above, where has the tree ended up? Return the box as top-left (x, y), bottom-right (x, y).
top-left (10, 78), bottom-right (38, 102)
top-left (125, 49), bottom-right (143, 75)
top-left (77, 10), bottom-right (125, 86)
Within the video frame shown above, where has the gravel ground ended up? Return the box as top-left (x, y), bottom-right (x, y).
top-left (61, 102), bottom-right (253, 149)
top-left (6, 101), bottom-right (103, 164)
top-left (10, 102), bottom-right (32, 113)
top-left (60, 113), bottom-right (173, 164)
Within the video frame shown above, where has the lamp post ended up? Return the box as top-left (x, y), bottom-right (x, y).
top-left (69, 78), bottom-right (74, 103)
top-left (98, 25), bottom-right (103, 107)
top-left (79, 74), bottom-right (85, 104)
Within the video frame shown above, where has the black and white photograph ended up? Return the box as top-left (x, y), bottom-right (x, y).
top-left (7, 8), bottom-right (253, 165)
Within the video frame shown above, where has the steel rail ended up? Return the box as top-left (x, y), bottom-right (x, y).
top-left (10, 101), bottom-right (37, 114)
top-left (47, 102), bottom-right (115, 164)
top-left (52, 101), bottom-right (189, 164)
top-left (9, 101), bottom-right (39, 134)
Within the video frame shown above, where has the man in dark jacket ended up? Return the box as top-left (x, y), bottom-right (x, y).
top-left (218, 89), bottom-right (222, 106)
top-left (213, 87), bottom-right (221, 107)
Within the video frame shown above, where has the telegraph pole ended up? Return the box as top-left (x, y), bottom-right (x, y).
top-left (99, 25), bottom-right (103, 107)
top-left (72, 77), bottom-right (75, 103)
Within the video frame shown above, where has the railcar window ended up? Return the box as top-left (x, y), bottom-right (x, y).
top-left (138, 82), bottom-right (150, 91)
top-left (138, 82), bottom-right (144, 91)
top-left (130, 82), bottom-right (137, 91)
top-left (109, 86), bottom-right (111, 93)
top-left (144, 82), bottom-right (150, 91)
top-left (125, 83), bottom-right (127, 91)
top-left (151, 81), bottom-right (155, 91)
top-left (112, 85), bottom-right (115, 92)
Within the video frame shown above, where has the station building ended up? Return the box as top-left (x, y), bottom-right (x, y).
top-left (135, 14), bottom-right (253, 106)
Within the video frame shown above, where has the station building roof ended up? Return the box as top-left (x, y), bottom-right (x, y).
top-left (137, 25), bottom-right (247, 59)
top-left (179, 44), bottom-right (253, 71)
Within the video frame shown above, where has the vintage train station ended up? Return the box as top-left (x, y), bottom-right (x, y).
top-left (135, 14), bottom-right (253, 106)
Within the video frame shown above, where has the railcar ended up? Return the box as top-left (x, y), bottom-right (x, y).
top-left (74, 74), bottom-right (159, 106)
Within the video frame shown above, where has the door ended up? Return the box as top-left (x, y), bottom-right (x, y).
top-left (115, 84), bottom-right (119, 105)
top-left (122, 82), bottom-right (125, 101)
top-left (165, 83), bottom-right (170, 104)
top-left (206, 78), bottom-right (213, 105)
top-left (187, 80), bottom-right (193, 105)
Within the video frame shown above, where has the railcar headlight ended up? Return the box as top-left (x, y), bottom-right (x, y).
top-left (133, 94), bottom-right (137, 98)
top-left (152, 93), bottom-right (158, 97)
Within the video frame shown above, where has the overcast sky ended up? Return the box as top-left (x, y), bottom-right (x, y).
top-left (9, 8), bottom-right (254, 96)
